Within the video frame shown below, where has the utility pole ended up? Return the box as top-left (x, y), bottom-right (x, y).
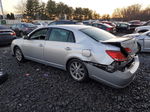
top-left (0, 0), bottom-right (4, 19)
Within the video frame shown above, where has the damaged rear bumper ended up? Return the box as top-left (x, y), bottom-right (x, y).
top-left (84, 55), bottom-right (139, 88)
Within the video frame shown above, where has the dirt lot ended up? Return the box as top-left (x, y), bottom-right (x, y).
top-left (0, 46), bottom-right (150, 112)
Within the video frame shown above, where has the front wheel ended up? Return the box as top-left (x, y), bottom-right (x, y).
top-left (14, 47), bottom-right (25, 62)
top-left (68, 59), bottom-right (88, 82)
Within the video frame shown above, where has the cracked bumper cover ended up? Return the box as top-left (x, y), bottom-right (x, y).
top-left (84, 55), bottom-right (139, 88)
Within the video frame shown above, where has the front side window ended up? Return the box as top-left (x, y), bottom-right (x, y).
top-left (80, 27), bottom-right (116, 41)
top-left (30, 29), bottom-right (48, 40)
top-left (49, 28), bottom-right (75, 43)
top-left (146, 32), bottom-right (150, 37)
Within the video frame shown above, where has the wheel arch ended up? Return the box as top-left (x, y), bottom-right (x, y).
top-left (65, 57), bottom-right (84, 71)
top-left (13, 45), bottom-right (24, 56)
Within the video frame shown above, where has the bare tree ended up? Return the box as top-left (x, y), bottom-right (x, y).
top-left (14, 0), bottom-right (26, 14)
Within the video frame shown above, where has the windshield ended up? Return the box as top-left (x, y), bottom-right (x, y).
top-left (24, 23), bottom-right (36, 27)
top-left (34, 23), bottom-right (41, 25)
top-left (80, 27), bottom-right (116, 41)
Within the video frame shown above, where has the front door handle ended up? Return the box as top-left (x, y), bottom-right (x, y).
top-left (65, 47), bottom-right (71, 51)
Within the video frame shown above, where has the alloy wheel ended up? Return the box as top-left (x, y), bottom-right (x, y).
top-left (69, 61), bottom-right (86, 81)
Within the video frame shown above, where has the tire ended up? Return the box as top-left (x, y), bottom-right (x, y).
top-left (14, 47), bottom-right (25, 62)
top-left (67, 59), bottom-right (88, 82)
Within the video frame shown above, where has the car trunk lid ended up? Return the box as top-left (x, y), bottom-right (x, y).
top-left (0, 29), bottom-right (16, 37)
top-left (101, 37), bottom-right (138, 58)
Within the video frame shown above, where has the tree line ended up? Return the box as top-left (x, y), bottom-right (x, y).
top-left (15, 0), bottom-right (150, 21)
top-left (112, 4), bottom-right (150, 21)
top-left (17, 0), bottom-right (101, 20)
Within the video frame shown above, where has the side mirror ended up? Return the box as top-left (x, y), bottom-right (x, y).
top-left (23, 35), bottom-right (29, 39)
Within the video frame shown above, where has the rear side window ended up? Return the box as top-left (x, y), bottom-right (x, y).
top-left (49, 28), bottom-right (75, 43)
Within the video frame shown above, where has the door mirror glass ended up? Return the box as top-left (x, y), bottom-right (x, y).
top-left (23, 35), bottom-right (29, 39)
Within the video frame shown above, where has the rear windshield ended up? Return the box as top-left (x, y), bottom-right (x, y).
top-left (103, 23), bottom-right (112, 28)
top-left (0, 25), bottom-right (9, 29)
top-left (60, 21), bottom-right (76, 24)
top-left (80, 27), bottom-right (116, 41)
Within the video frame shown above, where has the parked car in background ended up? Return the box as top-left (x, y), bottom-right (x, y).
top-left (142, 20), bottom-right (150, 26)
top-left (116, 22), bottom-right (130, 33)
top-left (128, 20), bottom-right (141, 32)
top-left (129, 20), bottom-right (142, 26)
top-left (116, 22), bottom-right (137, 33)
top-left (0, 25), bottom-right (16, 45)
top-left (123, 31), bottom-right (150, 52)
top-left (48, 20), bottom-right (77, 25)
top-left (0, 71), bottom-right (8, 84)
top-left (92, 22), bottom-right (116, 33)
top-left (33, 22), bottom-right (48, 28)
top-left (11, 25), bottom-right (139, 88)
top-left (135, 20), bottom-right (150, 33)
top-left (11, 23), bottom-right (37, 37)
top-left (101, 21), bottom-right (116, 27)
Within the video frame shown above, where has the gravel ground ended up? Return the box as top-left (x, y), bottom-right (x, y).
top-left (0, 46), bottom-right (150, 112)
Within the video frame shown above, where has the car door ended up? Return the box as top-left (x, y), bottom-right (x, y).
top-left (22, 28), bottom-right (48, 61)
top-left (143, 32), bottom-right (150, 50)
top-left (44, 28), bottom-right (75, 68)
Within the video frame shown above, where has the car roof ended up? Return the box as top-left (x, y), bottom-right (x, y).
top-left (47, 25), bottom-right (92, 31)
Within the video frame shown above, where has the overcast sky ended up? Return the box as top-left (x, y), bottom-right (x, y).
top-left (2, 0), bottom-right (150, 15)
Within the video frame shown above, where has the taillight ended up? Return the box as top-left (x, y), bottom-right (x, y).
top-left (106, 28), bottom-right (112, 31)
top-left (106, 50), bottom-right (127, 61)
top-left (124, 48), bottom-right (132, 53)
top-left (10, 32), bottom-right (16, 36)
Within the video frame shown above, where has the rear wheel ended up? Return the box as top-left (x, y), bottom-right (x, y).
top-left (14, 47), bottom-right (25, 62)
top-left (68, 59), bottom-right (88, 82)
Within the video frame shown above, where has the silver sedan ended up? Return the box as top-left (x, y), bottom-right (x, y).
top-left (11, 25), bottom-right (139, 88)
top-left (124, 31), bottom-right (150, 52)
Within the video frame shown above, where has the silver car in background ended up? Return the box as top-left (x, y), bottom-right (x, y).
top-left (124, 31), bottom-right (150, 52)
top-left (11, 25), bottom-right (139, 88)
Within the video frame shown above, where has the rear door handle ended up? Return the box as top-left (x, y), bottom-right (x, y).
top-left (39, 44), bottom-right (43, 47)
top-left (65, 47), bottom-right (71, 51)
